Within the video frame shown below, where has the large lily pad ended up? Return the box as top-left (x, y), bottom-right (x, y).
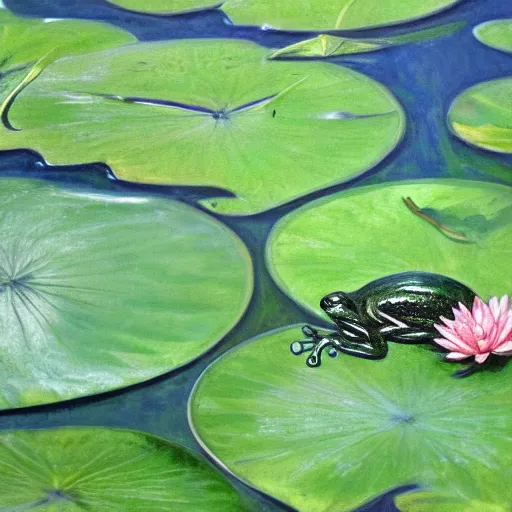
top-left (107, 0), bottom-right (220, 15)
top-left (267, 180), bottom-right (511, 318)
top-left (221, 0), bottom-right (463, 32)
top-left (0, 427), bottom-right (248, 511)
top-left (474, 19), bottom-right (512, 54)
top-left (0, 178), bottom-right (252, 410)
top-left (0, 10), bottom-right (135, 128)
top-left (189, 325), bottom-right (512, 512)
top-left (447, 78), bottom-right (512, 154)
top-left (6, 39), bottom-right (404, 215)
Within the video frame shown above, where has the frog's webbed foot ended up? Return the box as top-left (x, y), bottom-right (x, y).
top-left (302, 325), bottom-right (322, 340)
top-left (290, 326), bottom-right (338, 362)
top-left (306, 336), bottom-right (340, 367)
top-left (290, 339), bottom-right (317, 356)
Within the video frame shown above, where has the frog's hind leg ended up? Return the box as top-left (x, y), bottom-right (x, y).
top-left (382, 327), bottom-right (435, 344)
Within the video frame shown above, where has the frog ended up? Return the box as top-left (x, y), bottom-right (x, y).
top-left (291, 271), bottom-right (476, 374)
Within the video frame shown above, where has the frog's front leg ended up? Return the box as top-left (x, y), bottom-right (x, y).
top-left (290, 325), bottom-right (337, 356)
top-left (306, 333), bottom-right (388, 367)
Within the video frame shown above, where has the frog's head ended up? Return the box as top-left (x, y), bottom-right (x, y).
top-left (320, 292), bottom-right (360, 323)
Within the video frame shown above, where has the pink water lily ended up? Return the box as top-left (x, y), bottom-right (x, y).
top-left (434, 295), bottom-right (512, 364)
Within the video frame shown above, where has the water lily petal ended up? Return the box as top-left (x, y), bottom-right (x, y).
top-left (438, 315), bottom-right (456, 329)
top-left (480, 303), bottom-right (495, 335)
top-left (472, 296), bottom-right (486, 325)
top-left (489, 296), bottom-right (500, 320)
top-left (445, 352), bottom-right (472, 361)
top-left (453, 323), bottom-right (479, 350)
top-left (454, 303), bottom-right (470, 322)
top-left (500, 295), bottom-right (510, 314)
top-left (434, 325), bottom-right (472, 352)
top-left (475, 353), bottom-right (490, 364)
top-left (495, 313), bottom-right (512, 344)
top-left (492, 340), bottom-right (512, 354)
top-left (434, 335), bottom-right (472, 353)
top-left (477, 338), bottom-right (494, 353)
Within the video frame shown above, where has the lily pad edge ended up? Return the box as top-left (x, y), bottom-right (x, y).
top-left (106, 0), bottom-right (222, 16)
top-left (473, 19), bottom-right (512, 53)
top-left (447, 76), bottom-right (512, 154)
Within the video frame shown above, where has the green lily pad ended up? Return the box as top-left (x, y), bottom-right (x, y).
top-left (474, 19), bottom-right (512, 54)
top-left (269, 23), bottom-right (464, 59)
top-left (447, 77), bottom-right (512, 154)
top-left (189, 325), bottom-right (512, 512)
top-left (396, 490), bottom-right (510, 512)
top-left (0, 10), bottom-right (136, 127)
top-left (6, 39), bottom-right (404, 215)
top-left (0, 427), bottom-right (248, 511)
top-left (107, 0), bottom-right (219, 14)
top-left (266, 180), bottom-right (512, 318)
top-left (0, 178), bottom-right (252, 410)
top-left (221, 0), bottom-right (463, 32)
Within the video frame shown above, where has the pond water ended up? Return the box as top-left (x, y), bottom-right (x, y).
top-left (0, 0), bottom-right (511, 510)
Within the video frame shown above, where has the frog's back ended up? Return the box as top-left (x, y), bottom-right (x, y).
top-left (352, 272), bottom-right (476, 327)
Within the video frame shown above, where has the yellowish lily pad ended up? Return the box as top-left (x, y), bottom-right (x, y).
top-left (448, 77), bottom-right (512, 154)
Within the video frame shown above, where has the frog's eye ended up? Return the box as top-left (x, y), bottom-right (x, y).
top-left (320, 294), bottom-right (343, 309)
top-left (321, 292), bottom-right (357, 313)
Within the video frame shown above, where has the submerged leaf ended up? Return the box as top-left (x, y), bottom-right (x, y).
top-left (269, 23), bottom-right (464, 59)
top-left (474, 19), bottom-right (512, 54)
top-left (6, 39), bottom-right (404, 215)
top-left (401, 195), bottom-right (511, 243)
top-left (448, 77), bottom-right (512, 154)
top-left (266, 180), bottom-right (511, 319)
top-left (189, 325), bottom-right (512, 512)
top-left (0, 428), bottom-right (248, 511)
top-left (0, 178), bottom-right (252, 410)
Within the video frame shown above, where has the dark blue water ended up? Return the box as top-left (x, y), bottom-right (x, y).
top-left (0, 0), bottom-right (511, 510)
